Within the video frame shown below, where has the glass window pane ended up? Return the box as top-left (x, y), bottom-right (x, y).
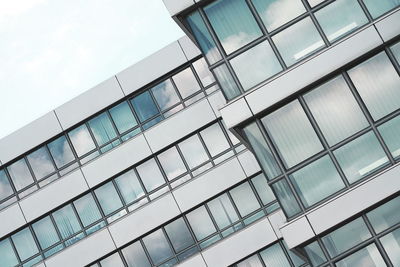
top-left (335, 244), bottom-right (386, 267)
top-left (308, 0), bottom-right (325, 7)
top-left (136, 159), bottom-right (166, 192)
top-left (392, 42), bottom-right (400, 63)
top-left (243, 123), bottom-right (281, 179)
top-left (0, 239), bottom-right (18, 267)
top-left (193, 58), bottom-right (215, 87)
top-left (252, 0), bottom-right (306, 31)
top-left (251, 173), bottom-right (276, 205)
top-left (208, 193), bottom-right (239, 229)
top-left (178, 135), bottom-right (209, 169)
top-left (303, 241), bottom-right (327, 266)
top-left (94, 182), bottom-right (123, 216)
top-left (367, 196), bottom-right (400, 233)
top-left (165, 218), bottom-right (195, 252)
top-left (131, 91), bottom-right (159, 122)
top-left (213, 64), bottom-right (241, 100)
top-left (237, 255), bottom-right (264, 267)
top-left (273, 17), bottom-right (324, 66)
top-left (157, 147), bottom-right (187, 181)
top-left (290, 155), bottom-right (344, 207)
top-left (272, 179), bottom-right (301, 217)
top-left (11, 228), bottom-right (39, 261)
top-left (334, 131), bottom-right (388, 184)
top-left (230, 40), bottom-right (282, 90)
top-left (363, 0), bottom-right (400, 18)
top-left (172, 68), bottom-right (201, 99)
top-left (151, 80), bottom-right (180, 111)
top-left (114, 170), bottom-right (145, 204)
top-left (200, 123), bottom-right (230, 157)
top-left (0, 170), bottom-right (14, 201)
top-left (348, 52), bottom-right (400, 120)
top-left (109, 102), bottom-right (138, 134)
top-left (380, 228), bottom-right (400, 266)
top-left (204, 0), bottom-right (262, 54)
top-left (230, 182), bottom-right (261, 217)
top-left (186, 206), bottom-right (217, 240)
top-left (100, 253), bottom-right (125, 267)
top-left (261, 100), bottom-right (323, 168)
top-left (304, 76), bottom-right (369, 145)
top-left (52, 204), bottom-right (82, 239)
top-left (260, 243), bottom-right (291, 267)
top-left (73, 193), bottom-right (102, 227)
top-left (27, 146), bottom-right (55, 179)
top-left (122, 241), bottom-right (151, 267)
top-left (315, 0), bottom-right (368, 42)
top-left (32, 216), bottom-right (60, 250)
top-left (88, 112), bottom-right (118, 146)
top-left (142, 229), bottom-right (174, 265)
top-left (7, 158), bottom-right (35, 191)
top-left (322, 218), bottom-right (371, 257)
top-left (48, 135), bottom-right (75, 168)
top-left (378, 115), bottom-right (400, 159)
top-left (68, 124), bottom-right (96, 157)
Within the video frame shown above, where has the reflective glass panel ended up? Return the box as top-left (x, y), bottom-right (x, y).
top-left (165, 218), bottom-right (195, 252)
top-left (73, 193), bottom-right (102, 227)
top-left (88, 112), bottom-right (118, 146)
top-left (303, 241), bottom-right (327, 266)
top-left (122, 241), bottom-right (151, 267)
top-left (12, 227), bottom-right (39, 261)
top-left (0, 170), bottom-right (14, 201)
top-left (272, 179), bottom-right (301, 217)
top-left (114, 170), bottom-right (145, 204)
top-left (363, 0), bottom-right (400, 18)
top-left (237, 254), bottom-right (264, 267)
top-left (380, 228), bottom-right (400, 266)
top-left (94, 181), bottom-right (123, 216)
top-left (200, 123), bottom-right (230, 157)
top-left (230, 182), bottom-right (261, 217)
top-left (131, 91), bottom-right (159, 122)
top-left (273, 17), bottom-right (324, 66)
top-left (48, 135), bottom-right (75, 168)
top-left (27, 146), bottom-right (55, 179)
top-left (52, 204), bottom-right (82, 239)
top-left (304, 76), bottom-right (368, 145)
top-left (251, 174), bottom-right (276, 205)
top-left (334, 131), bottom-right (388, 184)
top-left (0, 239), bottom-right (18, 267)
top-left (260, 243), bottom-right (291, 267)
top-left (151, 80), bottom-right (180, 111)
top-left (261, 100), bottom-right (323, 168)
top-left (322, 218), bottom-right (371, 257)
top-left (204, 0), bottom-right (262, 54)
top-left (157, 147), bottom-right (187, 181)
top-left (68, 124), bottom-right (96, 157)
top-left (186, 206), bottom-right (217, 240)
top-left (392, 42), bottom-right (400, 62)
top-left (378, 115), bottom-right (400, 159)
top-left (178, 135), bottom-right (209, 169)
top-left (290, 155), bottom-right (344, 207)
top-left (172, 68), bottom-right (201, 99)
top-left (32, 216), bottom-right (60, 250)
top-left (316, 0), bottom-right (368, 42)
top-left (308, 0), bottom-right (325, 6)
top-left (142, 229), bottom-right (174, 265)
top-left (100, 253), bottom-right (125, 267)
top-left (348, 52), bottom-right (400, 120)
top-left (252, 0), bottom-right (306, 31)
top-left (335, 244), bottom-right (386, 267)
top-left (213, 64), bottom-right (241, 100)
top-left (193, 58), bottom-right (215, 87)
top-left (109, 102), bottom-right (138, 134)
top-left (8, 158), bottom-right (35, 191)
top-left (136, 159), bottom-right (166, 192)
top-left (230, 40), bottom-right (282, 90)
top-left (208, 193), bottom-right (239, 229)
top-left (367, 196), bottom-right (400, 233)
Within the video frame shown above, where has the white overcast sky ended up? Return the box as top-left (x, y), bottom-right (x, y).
top-left (0, 0), bottom-right (184, 139)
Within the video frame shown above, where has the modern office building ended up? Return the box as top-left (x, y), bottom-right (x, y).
top-left (0, 0), bottom-right (399, 267)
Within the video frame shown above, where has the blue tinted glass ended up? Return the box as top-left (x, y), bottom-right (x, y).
top-left (0, 239), bottom-right (19, 267)
top-left (109, 102), bottom-right (138, 134)
top-left (131, 91), bottom-right (159, 122)
top-left (367, 196), bottom-right (400, 233)
top-left (142, 229), bottom-right (174, 265)
top-left (151, 80), bottom-right (180, 111)
top-left (27, 146), bottom-right (56, 180)
top-left (379, 115), bottom-right (400, 159)
top-left (260, 243), bottom-right (291, 267)
top-left (32, 216), bottom-right (60, 250)
top-left (100, 253), bottom-right (125, 267)
top-left (52, 204), bottom-right (82, 239)
top-left (0, 170), bottom-right (14, 201)
top-left (68, 124), bottom-right (96, 157)
top-left (165, 218), bottom-right (195, 252)
top-left (136, 159), bottom-right (166, 192)
top-left (48, 135), bottom-right (75, 168)
top-left (7, 158), bottom-right (35, 191)
top-left (213, 64), bottom-right (241, 100)
top-left (73, 194), bottom-right (102, 227)
top-left (122, 241), bottom-right (151, 267)
top-left (363, 0), bottom-right (400, 18)
top-left (94, 182), bottom-right (123, 216)
top-left (88, 112), bottom-right (118, 146)
top-left (11, 228), bottom-right (39, 261)
top-left (114, 170), bottom-right (145, 204)
top-left (272, 179), bottom-right (301, 217)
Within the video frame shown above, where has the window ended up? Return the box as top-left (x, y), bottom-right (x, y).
top-left (73, 193), bottom-right (102, 227)
top-left (157, 147), bottom-right (187, 181)
top-left (94, 182), bottom-right (123, 216)
top-left (172, 68), bottom-right (201, 99)
top-left (186, 206), bottom-right (217, 240)
top-left (165, 218), bottom-right (195, 252)
top-left (68, 124), bottom-right (96, 157)
top-left (335, 244), bottom-right (386, 267)
top-left (178, 135), bottom-right (209, 169)
top-left (0, 170), bottom-right (14, 201)
top-left (47, 135), bottom-right (75, 168)
top-left (131, 91), bottom-right (159, 123)
top-left (204, 0), bottom-right (262, 54)
top-left (151, 80), bottom-right (180, 111)
top-left (366, 196), bottom-right (400, 234)
top-left (207, 194), bottom-right (239, 229)
top-left (88, 112), bottom-right (118, 146)
top-left (303, 241), bottom-right (327, 266)
top-left (363, 0), bottom-right (400, 18)
top-left (136, 159), bottom-right (166, 192)
top-left (378, 115), bottom-right (400, 159)
top-left (213, 64), bottom-right (241, 100)
top-left (380, 228), bottom-right (400, 266)
top-left (11, 227), bottom-right (39, 261)
top-left (260, 243), bottom-right (291, 267)
top-left (32, 216), bottom-right (60, 250)
top-left (237, 255), bottom-right (264, 267)
top-left (27, 146), bottom-right (56, 180)
top-left (271, 179), bottom-right (301, 217)
top-left (142, 229), bottom-right (174, 265)
top-left (230, 182), bottom-right (261, 217)
top-left (109, 102), bottom-right (138, 134)
top-left (52, 204), bottom-right (82, 239)
top-left (7, 158), bottom-right (35, 191)
top-left (114, 170), bottom-right (145, 204)
top-left (100, 253), bottom-right (125, 267)
top-left (122, 242), bottom-right (151, 267)
top-left (251, 174), bottom-right (276, 205)
top-left (200, 123), bottom-right (230, 157)
top-left (0, 239), bottom-right (18, 267)
top-left (307, 0), bottom-right (325, 7)
top-left (193, 58), bottom-right (215, 87)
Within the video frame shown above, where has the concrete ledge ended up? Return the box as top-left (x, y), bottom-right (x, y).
top-left (179, 36), bottom-right (201, 61)
top-left (375, 8), bottom-right (400, 42)
top-left (220, 98), bottom-right (253, 129)
top-left (237, 150), bottom-right (261, 177)
top-left (280, 216), bottom-right (315, 249)
top-left (176, 254), bottom-right (207, 267)
top-left (0, 203), bottom-right (26, 238)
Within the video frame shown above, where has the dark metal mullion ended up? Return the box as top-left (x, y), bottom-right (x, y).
top-left (302, 0), bottom-right (330, 46)
top-left (147, 84), bottom-right (165, 119)
top-left (23, 156), bottom-right (39, 184)
top-left (104, 110), bottom-right (123, 144)
top-left (85, 121), bottom-right (101, 152)
top-left (203, 203), bottom-right (222, 239)
top-left (153, 156), bottom-right (170, 189)
top-left (2, 167), bottom-right (18, 200)
top-left (132, 167), bottom-right (151, 201)
top-left (173, 144), bottom-right (193, 179)
top-left (189, 64), bottom-right (208, 95)
top-left (196, 131), bottom-right (214, 165)
top-left (356, 0), bottom-right (374, 22)
top-left (70, 199), bottom-right (89, 236)
top-left (9, 236), bottom-right (23, 265)
top-left (139, 238), bottom-right (155, 267)
top-left (110, 178), bottom-right (128, 209)
top-left (63, 132), bottom-right (81, 168)
top-left (26, 224), bottom-right (45, 263)
top-left (41, 145), bottom-right (60, 181)
top-left (160, 227), bottom-right (179, 261)
top-left (181, 215), bottom-right (203, 254)
top-left (279, 241), bottom-right (296, 267)
top-left (225, 190), bottom-right (244, 228)
top-left (386, 46), bottom-right (400, 77)
top-left (218, 120), bottom-right (236, 150)
top-left (49, 213), bottom-right (65, 250)
top-left (125, 99), bottom-right (142, 133)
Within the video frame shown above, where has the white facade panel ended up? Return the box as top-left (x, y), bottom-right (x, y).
top-left (172, 157), bottom-right (246, 212)
top-left (267, 210), bottom-right (286, 239)
top-left (202, 217), bottom-right (277, 267)
top-left (81, 134), bottom-right (152, 188)
top-left (245, 26), bottom-right (383, 116)
top-left (116, 41), bottom-right (187, 95)
top-left (207, 90), bottom-right (227, 118)
top-left (108, 193), bottom-right (181, 247)
top-left (375, 8), bottom-right (400, 42)
top-left (162, 0), bottom-right (195, 16)
top-left (55, 77), bottom-right (124, 130)
top-left (144, 99), bottom-right (216, 153)
top-left (0, 203), bottom-right (26, 238)
top-left (44, 229), bottom-right (116, 267)
top-left (280, 216), bottom-right (315, 248)
top-left (19, 169), bottom-right (88, 222)
top-left (178, 36), bottom-right (201, 61)
top-left (237, 150), bottom-right (261, 177)
top-left (0, 111), bottom-right (63, 165)
top-left (176, 254), bottom-right (207, 267)
top-left (220, 98), bottom-right (253, 129)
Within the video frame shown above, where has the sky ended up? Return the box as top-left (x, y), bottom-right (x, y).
top-left (0, 0), bottom-right (184, 139)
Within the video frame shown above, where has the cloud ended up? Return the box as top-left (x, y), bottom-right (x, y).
top-left (0, 0), bottom-right (46, 18)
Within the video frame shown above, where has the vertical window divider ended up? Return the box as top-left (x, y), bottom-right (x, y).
top-left (302, 0), bottom-right (330, 46)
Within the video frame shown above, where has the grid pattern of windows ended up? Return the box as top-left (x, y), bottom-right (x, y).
top-left (241, 42), bottom-right (400, 218)
top-left (185, 0), bottom-right (400, 100)
top-left (0, 57), bottom-right (219, 211)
